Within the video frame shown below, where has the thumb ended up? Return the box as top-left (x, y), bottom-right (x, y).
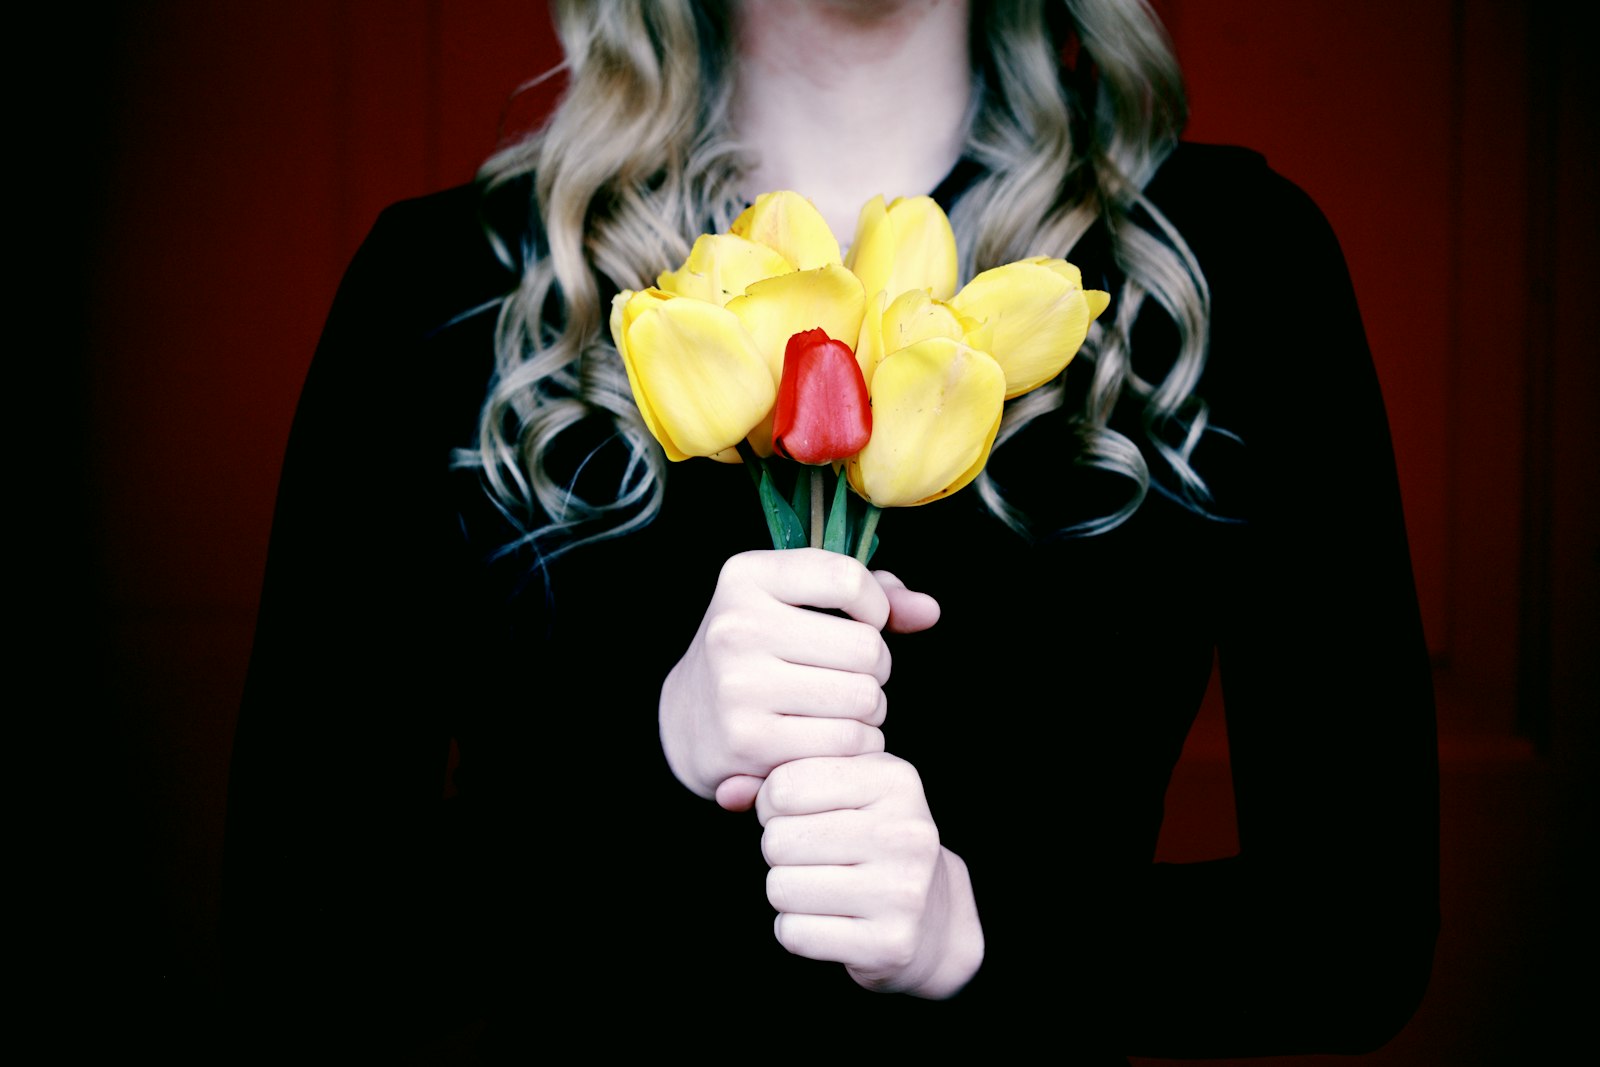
top-left (874, 570), bottom-right (941, 634)
top-left (715, 774), bottom-right (765, 812)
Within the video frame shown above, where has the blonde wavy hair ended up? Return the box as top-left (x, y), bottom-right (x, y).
top-left (467, 0), bottom-right (1212, 559)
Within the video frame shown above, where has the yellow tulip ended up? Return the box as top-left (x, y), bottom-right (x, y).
top-left (656, 233), bottom-right (793, 306)
top-left (845, 337), bottom-right (1005, 507)
top-left (729, 264), bottom-right (866, 386)
top-left (611, 191), bottom-right (862, 461)
top-left (610, 288), bottom-right (775, 461)
top-left (731, 190), bottom-right (842, 271)
top-left (854, 287), bottom-right (971, 388)
top-left (836, 207), bottom-right (1105, 528)
top-left (950, 256), bottom-right (1110, 398)
top-left (846, 195), bottom-right (959, 303)
top-left (612, 186), bottom-right (1108, 492)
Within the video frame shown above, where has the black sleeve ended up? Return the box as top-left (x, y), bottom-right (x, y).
top-left (1118, 164), bottom-right (1440, 1057)
top-left (222, 196), bottom-right (501, 1049)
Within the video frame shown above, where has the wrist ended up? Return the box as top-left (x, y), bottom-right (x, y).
top-left (908, 846), bottom-right (985, 999)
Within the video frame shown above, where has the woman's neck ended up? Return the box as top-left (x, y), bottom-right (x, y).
top-left (732, 0), bottom-right (973, 241)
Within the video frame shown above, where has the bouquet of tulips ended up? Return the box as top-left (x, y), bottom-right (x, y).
top-left (609, 191), bottom-right (1108, 560)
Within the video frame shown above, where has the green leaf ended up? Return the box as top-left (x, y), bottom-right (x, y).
top-left (760, 470), bottom-right (807, 550)
top-left (822, 469), bottom-right (851, 554)
top-left (852, 504), bottom-right (883, 565)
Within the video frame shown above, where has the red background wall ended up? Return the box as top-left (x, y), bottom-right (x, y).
top-left (51, 1), bottom-right (1592, 1059)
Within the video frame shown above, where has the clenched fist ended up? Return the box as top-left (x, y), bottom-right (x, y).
top-left (756, 753), bottom-right (984, 998)
top-left (659, 549), bottom-right (939, 811)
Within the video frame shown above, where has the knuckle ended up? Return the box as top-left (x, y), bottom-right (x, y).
top-left (702, 611), bottom-right (753, 655)
top-left (900, 817), bottom-right (941, 856)
top-left (851, 676), bottom-right (886, 725)
top-left (884, 754), bottom-right (922, 789)
top-left (773, 913), bottom-right (798, 954)
top-left (830, 555), bottom-right (871, 601)
top-left (718, 551), bottom-right (761, 586)
top-left (761, 761), bottom-right (796, 810)
top-left (876, 642), bottom-right (894, 685)
top-left (846, 625), bottom-right (886, 670)
top-left (874, 919), bottom-right (919, 973)
top-left (765, 867), bottom-right (787, 911)
top-left (830, 558), bottom-right (886, 624)
top-left (872, 813), bottom-right (939, 858)
top-left (759, 822), bottom-right (781, 867)
top-left (834, 718), bottom-right (882, 756)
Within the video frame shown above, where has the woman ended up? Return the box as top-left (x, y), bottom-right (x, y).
top-left (227, 0), bottom-right (1438, 1058)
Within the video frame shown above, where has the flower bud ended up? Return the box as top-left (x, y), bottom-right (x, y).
top-left (772, 329), bottom-right (872, 465)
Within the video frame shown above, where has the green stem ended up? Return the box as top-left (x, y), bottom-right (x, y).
top-left (736, 439), bottom-right (764, 489)
top-left (810, 467), bottom-right (825, 549)
top-left (853, 505), bottom-right (882, 565)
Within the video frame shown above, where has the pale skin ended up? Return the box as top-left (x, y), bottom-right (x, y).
top-left (732, 0), bottom-right (974, 240)
top-left (657, 0), bottom-right (984, 999)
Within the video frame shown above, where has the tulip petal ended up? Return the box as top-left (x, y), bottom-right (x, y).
top-left (854, 290), bottom-right (888, 388)
top-left (726, 264), bottom-right (866, 384)
top-left (846, 337), bottom-right (1004, 507)
top-left (1022, 255), bottom-right (1083, 289)
top-left (624, 297), bottom-right (776, 458)
top-left (657, 233), bottom-right (794, 306)
top-left (846, 196), bottom-right (892, 298)
top-left (1085, 288), bottom-right (1111, 321)
top-left (771, 329), bottom-right (872, 465)
top-left (952, 261), bottom-right (1091, 399)
top-left (746, 408), bottom-right (777, 459)
top-left (1022, 255), bottom-right (1110, 322)
top-left (845, 195), bottom-right (960, 303)
top-left (619, 285), bottom-right (674, 332)
top-left (883, 196), bottom-right (960, 300)
top-left (880, 289), bottom-right (967, 357)
top-left (731, 191), bottom-right (843, 271)
top-left (611, 289), bottom-right (688, 462)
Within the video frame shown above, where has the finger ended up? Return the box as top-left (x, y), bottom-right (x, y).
top-left (725, 719), bottom-right (885, 790)
top-left (874, 571), bottom-right (941, 634)
top-left (726, 548), bottom-right (891, 629)
top-left (766, 865), bottom-right (878, 919)
top-left (774, 913), bottom-right (921, 977)
top-left (715, 774), bottom-right (764, 812)
top-left (765, 610), bottom-right (892, 683)
top-left (704, 597), bottom-right (889, 680)
top-left (745, 716), bottom-right (885, 771)
top-left (774, 912), bottom-right (864, 964)
top-left (761, 809), bottom-right (874, 866)
top-left (756, 753), bottom-right (911, 824)
top-left (763, 661), bottom-right (887, 724)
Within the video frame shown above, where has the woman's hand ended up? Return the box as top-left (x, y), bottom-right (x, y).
top-left (660, 549), bottom-right (939, 811)
top-left (756, 752), bottom-right (984, 998)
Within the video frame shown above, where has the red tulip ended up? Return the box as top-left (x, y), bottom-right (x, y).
top-left (772, 328), bottom-right (872, 465)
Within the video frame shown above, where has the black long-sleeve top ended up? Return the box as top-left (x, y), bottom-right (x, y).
top-left (225, 144), bottom-right (1438, 1060)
